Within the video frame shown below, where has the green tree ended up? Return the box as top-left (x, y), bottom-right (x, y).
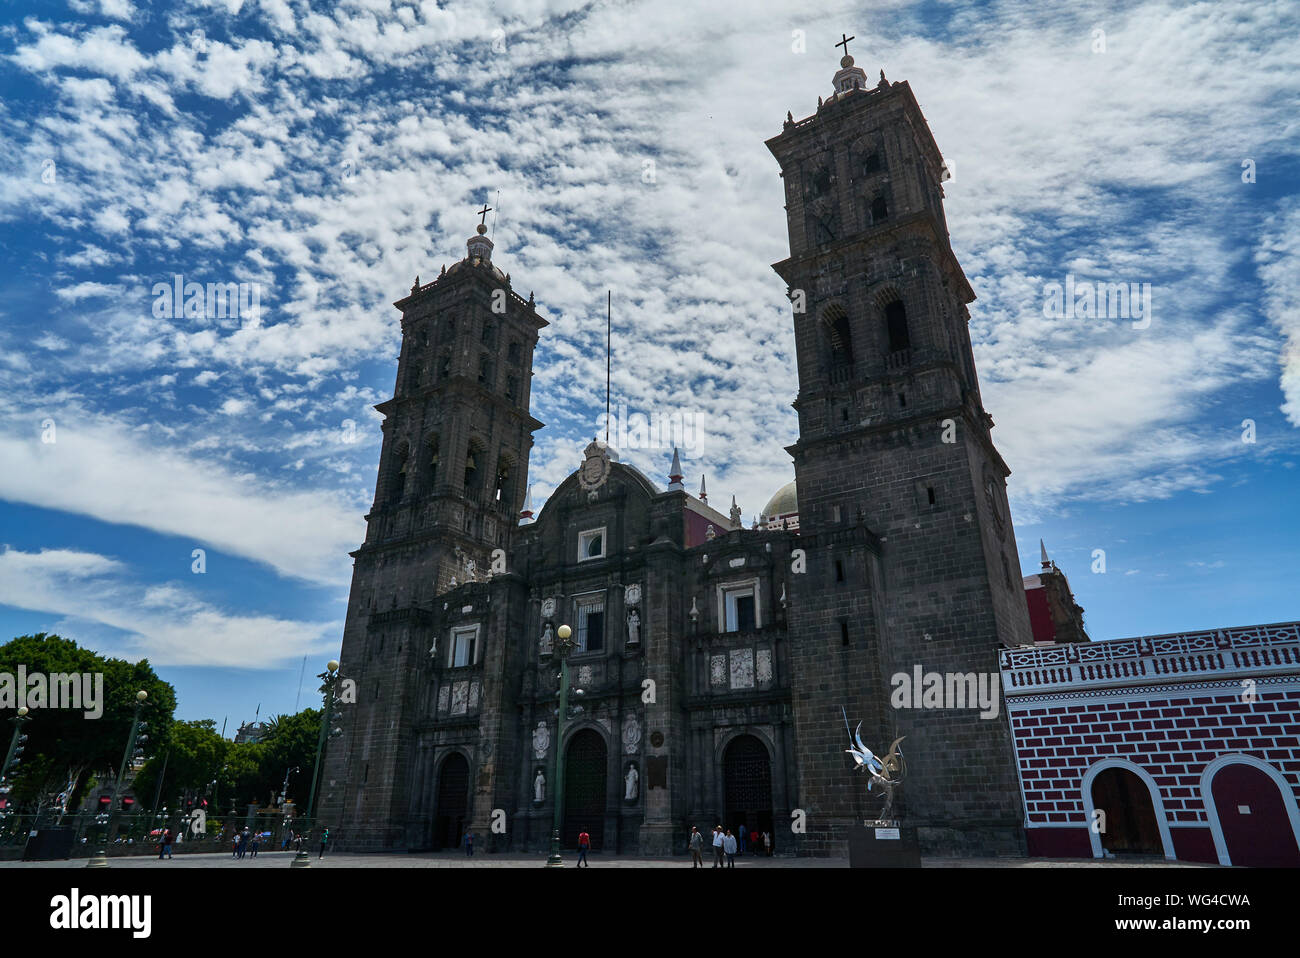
top-left (0, 634), bottom-right (175, 809)
top-left (131, 719), bottom-right (228, 811)
top-left (260, 709), bottom-right (322, 807)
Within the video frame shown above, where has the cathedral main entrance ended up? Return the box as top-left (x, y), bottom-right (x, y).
top-left (723, 735), bottom-right (774, 852)
top-left (563, 729), bottom-right (607, 850)
top-left (433, 752), bottom-right (469, 851)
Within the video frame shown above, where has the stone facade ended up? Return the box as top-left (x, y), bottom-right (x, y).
top-left (320, 55), bottom-right (1033, 857)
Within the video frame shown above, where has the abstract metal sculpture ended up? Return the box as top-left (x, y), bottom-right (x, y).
top-left (843, 707), bottom-right (906, 823)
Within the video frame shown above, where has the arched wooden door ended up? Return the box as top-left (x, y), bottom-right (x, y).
top-left (723, 735), bottom-right (774, 851)
top-left (1091, 766), bottom-right (1162, 855)
top-left (1212, 762), bottom-right (1300, 867)
top-left (563, 729), bottom-right (607, 850)
top-left (433, 752), bottom-right (469, 851)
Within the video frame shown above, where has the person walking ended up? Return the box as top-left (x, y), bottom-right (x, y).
top-left (723, 829), bottom-right (737, 868)
top-left (318, 827), bottom-right (329, 859)
top-left (238, 827), bottom-right (250, 860)
top-left (249, 831), bottom-right (259, 858)
top-left (688, 826), bottom-right (704, 867)
top-left (158, 828), bottom-right (173, 860)
top-left (738, 823), bottom-right (747, 856)
top-left (231, 831), bottom-right (240, 858)
top-left (464, 829), bottom-right (474, 857)
top-left (577, 827), bottom-right (591, 867)
top-left (764, 830), bottom-right (772, 857)
top-left (711, 826), bottom-right (725, 868)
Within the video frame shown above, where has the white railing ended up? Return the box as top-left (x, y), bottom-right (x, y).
top-left (999, 622), bottom-right (1300, 694)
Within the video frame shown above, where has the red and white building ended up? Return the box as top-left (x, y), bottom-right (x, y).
top-left (1000, 621), bottom-right (1300, 866)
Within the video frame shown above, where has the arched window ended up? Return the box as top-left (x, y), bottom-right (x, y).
top-left (387, 443), bottom-right (409, 505)
top-left (862, 151), bottom-right (881, 175)
top-left (822, 304), bottom-right (853, 366)
top-left (439, 352), bottom-right (451, 378)
top-left (809, 166), bottom-right (832, 197)
top-left (885, 300), bottom-right (910, 353)
top-left (494, 457), bottom-right (511, 505)
top-left (870, 195), bottom-right (888, 224)
top-left (464, 442), bottom-right (482, 494)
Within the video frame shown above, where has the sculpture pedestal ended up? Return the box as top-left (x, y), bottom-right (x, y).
top-left (847, 821), bottom-right (921, 868)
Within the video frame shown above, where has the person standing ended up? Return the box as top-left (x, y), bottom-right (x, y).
top-left (577, 828), bottom-right (591, 867)
top-left (464, 829), bottom-right (474, 857)
top-left (738, 823), bottom-right (747, 856)
top-left (688, 826), bottom-right (704, 867)
top-left (711, 826), bottom-right (724, 868)
top-left (159, 828), bottom-right (173, 860)
top-left (238, 827), bottom-right (250, 860)
top-left (764, 831), bottom-right (772, 857)
top-left (723, 829), bottom-right (737, 868)
top-left (318, 827), bottom-right (329, 859)
top-left (249, 831), bottom-right (259, 858)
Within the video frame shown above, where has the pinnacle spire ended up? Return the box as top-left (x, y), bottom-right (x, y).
top-left (1040, 539), bottom-right (1051, 569)
top-left (699, 474), bottom-right (707, 503)
top-left (668, 448), bottom-right (684, 490)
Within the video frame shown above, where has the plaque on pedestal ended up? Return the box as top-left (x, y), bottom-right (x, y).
top-left (848, 821), bottom-right (922, 868)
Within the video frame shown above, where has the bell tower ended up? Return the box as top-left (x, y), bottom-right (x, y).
top-left (362, 211), bottom-right (546, 597)
top-left (767, 46), bottom-right (1031, 855)
top-left (323, 212), bottom-right (546, 848)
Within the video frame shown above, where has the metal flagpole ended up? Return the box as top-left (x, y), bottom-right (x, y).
top-left (605, 290), bottom-right (611, 443)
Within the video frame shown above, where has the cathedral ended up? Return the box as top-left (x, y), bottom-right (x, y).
top-left (319, 48), bottom-right (1034, 857)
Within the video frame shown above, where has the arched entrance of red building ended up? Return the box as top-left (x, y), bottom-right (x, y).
top-left (1089, 765), bottom-right (1163, 856)
top-left (563, 728), bottom-right (607, 850)
top-left (1209, 761), bottom-right (1300, 867)
top-left (433, 752), bottom-right (469, 850)
top-left (723, 734), bottom-right (774, 853)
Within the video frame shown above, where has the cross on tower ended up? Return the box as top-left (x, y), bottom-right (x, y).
top-left (836, 33), bottom-right (855, 57)
top-left (477, 203), bottom-right (492, 225)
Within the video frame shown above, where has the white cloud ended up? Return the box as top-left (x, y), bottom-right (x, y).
top-left (0, 546), bottom-right (337, 667)
top-left (0, 409), bottom-right (362, 585)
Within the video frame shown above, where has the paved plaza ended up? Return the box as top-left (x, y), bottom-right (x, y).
top-left (0, 849), bottom-right (1213, 868)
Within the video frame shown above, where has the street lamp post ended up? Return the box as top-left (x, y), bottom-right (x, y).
top-left (87, 690), bottom-right (148, 868)
top-left (293, 660), bottom-right (340, 869)
top-left (546, 624), bottom-right (576, 868)
top-left (279, 766), bottom-right (299, 807)
top-left (1, 706), bottom-right (31, 784)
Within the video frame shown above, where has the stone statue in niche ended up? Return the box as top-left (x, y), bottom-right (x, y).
top-left (540, 622), bottom-right (554, 656)
top-left (624, 764), bottom-right (639, 801)
top-left (534, 768), bottom-right (546, 803)
top-left (627, 608), bottom-right (641, 646)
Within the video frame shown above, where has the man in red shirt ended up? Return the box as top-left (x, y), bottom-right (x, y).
top-left (577, 828), bottom-right (591, 867)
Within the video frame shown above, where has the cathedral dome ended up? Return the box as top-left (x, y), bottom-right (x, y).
top-left (763, 480), bottom-right (798, 518)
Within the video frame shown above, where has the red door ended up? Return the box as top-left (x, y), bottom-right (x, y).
top-left (1212, 763), bottom-right (1300, 867)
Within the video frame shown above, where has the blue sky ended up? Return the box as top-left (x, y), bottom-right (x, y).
top-left (0, 0), bottom-right (1297, 726)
